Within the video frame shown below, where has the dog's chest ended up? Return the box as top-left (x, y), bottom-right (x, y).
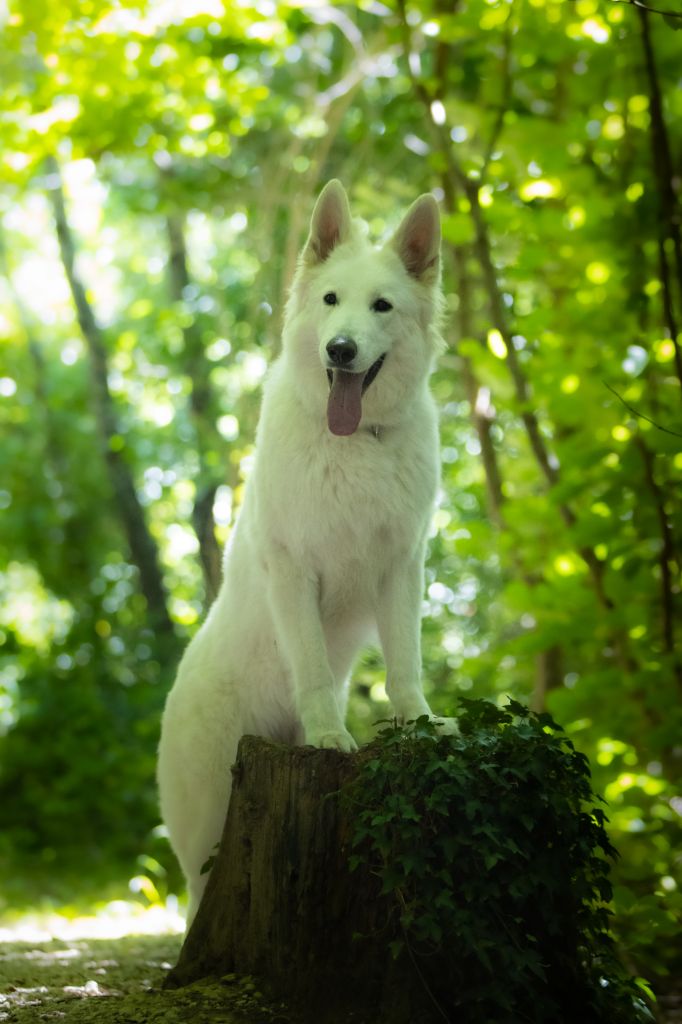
top-left (260, 428), bottom-right (437, 568)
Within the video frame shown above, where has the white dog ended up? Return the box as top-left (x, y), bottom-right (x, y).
top-left (157, 180), bottom-right (457, 924)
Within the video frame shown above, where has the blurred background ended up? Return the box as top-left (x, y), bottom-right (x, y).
top-left (0, 0), bottom-right (680, 999)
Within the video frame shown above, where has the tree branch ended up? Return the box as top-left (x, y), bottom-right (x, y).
top-left (634, 437), bottom-right (681, 683)
top-left (606, 0), bottom-right (682, 19)
top-left (481, 7), bottom-right (515, 178)
top-left (603, 380), bottom-right (682, 437)
top-left (166, 208), bottom-right (222, 605)
top-left (637, 3), bottom-right (682, 395)
top-left (443, 211), bottom-right (506, 527)
top-left (0, 228), bottom-right (92, 589)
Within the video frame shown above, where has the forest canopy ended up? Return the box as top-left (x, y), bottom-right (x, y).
top-left (0, 0), bottom-right (680, 995)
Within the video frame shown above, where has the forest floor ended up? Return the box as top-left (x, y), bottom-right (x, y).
top-left (0, 931), bottom-right (293, 1023)
top-left (0, 927), bottom-right (679, 1024)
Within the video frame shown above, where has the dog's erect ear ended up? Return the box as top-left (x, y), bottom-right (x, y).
top-left (303, 179), bottom-right (352, 264)
top-left (391, 194), bottom-right (441, 281)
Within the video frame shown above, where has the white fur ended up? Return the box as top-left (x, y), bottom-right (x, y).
top-left (157, 181), bottom-right (457, 926)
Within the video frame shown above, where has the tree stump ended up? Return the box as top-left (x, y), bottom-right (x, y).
top-left (163, 714), bottom-right (642, 1024)
top-left (164, 736), bottom-right (426, 1023)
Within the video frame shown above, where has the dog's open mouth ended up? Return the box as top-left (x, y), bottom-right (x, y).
top-left (326, 354), bottom-right (386, 437)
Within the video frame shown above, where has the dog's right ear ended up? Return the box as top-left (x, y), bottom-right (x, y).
top-left (303, 180), bottom-right (352, 265)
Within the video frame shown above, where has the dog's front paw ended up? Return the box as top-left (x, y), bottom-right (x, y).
top-left (307, 728), bottom-right (358, 753)
top-left (432, 716), bottom-right (460, 736)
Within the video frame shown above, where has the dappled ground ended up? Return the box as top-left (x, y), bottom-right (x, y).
top-left (0, 933), bottom-right (293, 1023)
top-left (0, 904), bottom-right (294, 1024)
top-left (0, 914), bottom-right (679, 1024)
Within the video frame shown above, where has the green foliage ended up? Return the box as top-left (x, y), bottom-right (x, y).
top-left (343, 702), bottom-right (654, 1024)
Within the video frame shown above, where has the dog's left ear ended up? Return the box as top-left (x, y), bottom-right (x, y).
top-left (391, 194), bottom-right (441, 282)
top-left (303, 179), bottom-right (353, 265)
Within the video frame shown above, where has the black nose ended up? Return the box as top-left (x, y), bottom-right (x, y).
top-left (326, 337), bottom-right (357, 367)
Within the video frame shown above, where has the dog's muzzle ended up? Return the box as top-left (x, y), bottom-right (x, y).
top-left (325, 340), bottom-right (387, 437)
top-left (325, 336), bottom-right (386, 396)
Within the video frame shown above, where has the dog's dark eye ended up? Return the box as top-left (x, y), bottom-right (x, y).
top-left (323, 292), bottom-right (338, 306)
top-left (372, 298), bottom-right (393, 313)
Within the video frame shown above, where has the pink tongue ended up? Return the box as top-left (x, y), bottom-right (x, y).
top-left (327, 370), bottom-right (364, 436)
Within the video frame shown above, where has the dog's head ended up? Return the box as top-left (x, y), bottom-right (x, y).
top-left (284, 180), bottom-right (443, 436)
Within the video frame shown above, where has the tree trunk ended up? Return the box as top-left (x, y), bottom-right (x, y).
top-left (164, 736), bottom-right (433, 1023)
top-left (45, 157), bottom-right (174, 636)
top-left (165, 210), bottom-right (223, 606)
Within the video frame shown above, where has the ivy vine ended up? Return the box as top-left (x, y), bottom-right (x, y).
top-left (343, 700), bottom-right (654, 1024)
